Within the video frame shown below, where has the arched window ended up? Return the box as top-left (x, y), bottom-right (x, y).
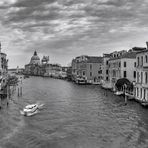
top-left (145, 72), bottom-right (148, 84)
top-left (137, 57), bottom-right (139, 66)
top-left (145, 55), bottom-right (148, 63)
top-left (141, 72), bottom-right (143, 83)
top-left (141, 56), bottom-right (143, 66)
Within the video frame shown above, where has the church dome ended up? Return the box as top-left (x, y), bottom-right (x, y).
top-left (30, 51), bottom-right (40, 64)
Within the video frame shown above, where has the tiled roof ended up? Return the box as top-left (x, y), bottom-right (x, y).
top-left (87, 56), bottom-right (103, 63)
top-left (132, 47), bottom-right (146, 51)
top-left (121, 52), bottom-right (136, 59)
top-left (136, 49), bottom-right (148, 54)
top-left (109, 52), bottom-right (136, 61)
top-left (103, 53), bottom-right (111, 58)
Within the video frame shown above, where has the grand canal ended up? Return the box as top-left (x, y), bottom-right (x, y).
top-left (0, 77), bottom-right (148, 148)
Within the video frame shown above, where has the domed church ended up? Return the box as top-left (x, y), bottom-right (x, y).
top-left (25, 51), bottom-right (50, 76)
top-left (30, 51), bottom-right (40, 65)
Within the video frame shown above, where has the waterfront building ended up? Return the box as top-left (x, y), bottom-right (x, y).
top-left (102, 54), bottom-right (111, 82)
top-left (48, 64), bottom-right (62, 78)
top-left (135, 48), bottom-right (148, 102)
top-left (0, 43), bottom-right (8, 76)
top-left (66, 66), bottom-right (72, 81)
top-left (0, 43), bottom-right (8, 90)
top-left (72, 55), bottom-right (103, 84)
top-left (108, 50), bottom-right (137, 89)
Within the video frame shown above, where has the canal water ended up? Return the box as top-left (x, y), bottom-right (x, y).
top-left (0, 77), bottom-right (148, 148)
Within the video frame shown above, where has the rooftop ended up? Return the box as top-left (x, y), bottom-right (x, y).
top-left (87, 56), bottom-right (103, 63)
top-left (109, 51), bottom-right (137, 61)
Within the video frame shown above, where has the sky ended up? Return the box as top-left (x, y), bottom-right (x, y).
top-left (0, 0), bottom-right (148, 68)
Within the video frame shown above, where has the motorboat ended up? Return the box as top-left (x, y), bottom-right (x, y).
top-left (114, 91), bottom-right (124, 96)
top-left (20, 103), bottom-right (44, 116)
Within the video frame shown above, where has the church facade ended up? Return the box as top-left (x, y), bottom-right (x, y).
top-left (24, 51), bottom-right (43, 76)
top-left (24, 51), bottom-right (66, 78)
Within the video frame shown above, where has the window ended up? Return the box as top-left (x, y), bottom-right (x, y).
top-left (124, 62), bottom-right (126, 67)
top-left (137, 57), bottom-right (139, 66)
top-left (119, 62), bottom-right (121, 67)
top-left (133, 71), bottom-right (136, 79)
top-left (144, 89), bottom-right (146, 100)
top-left (141, 72), bottom-right (143, 83)
top-left (137, 88), bottom-right (139, 97)
top-left (137, 72), bottom-right (139, 83)
top-left (123, 71), bottom-right (126, 78)
top-left (82, 71), bottom-right (85, 76)
top-left (140, 88), bottom-right (142, 98)
top-left (98, 70), bottom-right (102, 74)
top-left (106, 77), bottom-right (108, 81)
top-left (134, 62), bottom-right (136, 67)
top-left (106, 70), bottom-right (108, 75)
top-left (145, 72), bottom-right (148, 84)
top-left (141, 56), bottom-right (143, 66)
top-left (145, 55), bottom-right (148, 63)
top-left (90, 72), bottom-right (92, 77)
top-left (90, 64), bottom-right (92, 70)
top-left (106, 61), bottom-right (108, 65)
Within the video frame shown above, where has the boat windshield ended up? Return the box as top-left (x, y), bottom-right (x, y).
top-left (25, 104), bottom-right (37, 109)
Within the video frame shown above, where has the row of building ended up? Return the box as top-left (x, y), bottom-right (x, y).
top-left (0, 43), bottom-right (8, 90)
top-left (24, 51), bottom-right (67, 79)
top-left (70, 42), bottom-right (148, 102)
top-left (24, 42), bottom-right (148, 103)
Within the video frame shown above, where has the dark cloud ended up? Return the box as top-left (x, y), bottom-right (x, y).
top-left (13, 0), bottom-right (56, 8)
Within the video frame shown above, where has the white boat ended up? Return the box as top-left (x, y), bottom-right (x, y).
top-left (20, 103), bottom-right (44, 116)
top-left (20, 109), bottom-right (39, 116)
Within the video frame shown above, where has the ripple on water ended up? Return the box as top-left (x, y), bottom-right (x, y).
top-left (1, 77), bottom-right (148, 148)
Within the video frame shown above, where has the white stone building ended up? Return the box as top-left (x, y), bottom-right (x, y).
top-left (108, 51), bottom-right (137, 89)
top-left (135, 50), bottom-right (148, 101)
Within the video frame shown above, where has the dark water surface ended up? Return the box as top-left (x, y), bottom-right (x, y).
top-left (0, 77), bottom-right (148, 148)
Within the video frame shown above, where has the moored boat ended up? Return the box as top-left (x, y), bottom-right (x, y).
top-left (141, 102), bottom-right (148, 108)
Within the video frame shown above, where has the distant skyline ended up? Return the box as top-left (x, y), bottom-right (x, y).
top-left (0, 0), bottom-right (148, 68)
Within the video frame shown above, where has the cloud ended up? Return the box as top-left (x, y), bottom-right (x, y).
top-left (0, 0), bottom-right (148, 67)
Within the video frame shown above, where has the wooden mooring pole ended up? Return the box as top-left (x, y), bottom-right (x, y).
top-left (7, 85), bottom-right (9, 106)
top-left (124, 84), bottom-right (127, 105)
top-left (18, 78), bottom-right (23, 97)
top-left (18, 87), bottom-right (20, 97)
